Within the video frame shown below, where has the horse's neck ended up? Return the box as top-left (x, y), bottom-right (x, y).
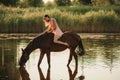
top-left (25, 47), bottom-right (35, 55)
top-left (24, 33), bottom-right (54, 55)
top-left (24, 41), bottom-right (37, 55)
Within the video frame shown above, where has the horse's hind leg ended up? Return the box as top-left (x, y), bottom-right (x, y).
top-left (73, 51), bottom-right (78, 68)
top-left (67, 48), bottom-right (78, 68)
top-left (38, 50), bottom-right (45, 67)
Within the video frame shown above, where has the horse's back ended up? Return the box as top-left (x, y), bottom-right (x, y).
top-left (31, 32), bottom-right (80, 48)
top-left (64, 31), bottom-right (80, 40)
top-left (59, 31), bottom-right (81, 46)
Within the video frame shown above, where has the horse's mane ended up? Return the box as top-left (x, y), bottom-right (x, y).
top-left (24, 33), bottom-right (54, 52)
top-left (33, 32), bottom-right (54, 42)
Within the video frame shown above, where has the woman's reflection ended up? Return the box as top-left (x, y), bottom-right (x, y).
top-left (38, 67), bottom-right (50, 80)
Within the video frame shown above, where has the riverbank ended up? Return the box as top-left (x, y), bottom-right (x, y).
top-left (0, 33), bottom-right (120, 40)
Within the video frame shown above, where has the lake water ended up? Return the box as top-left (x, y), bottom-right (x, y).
top-left (0, 33), bottom-right (120, 80)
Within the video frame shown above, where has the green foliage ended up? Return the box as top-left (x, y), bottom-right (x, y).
top-left (18, 0), bottom-right (29, 8)
top-left (44, 1), bottom-right (57, 7)
top-left (0, 0), bottom-right (19, 6)
top-left (27, 0), bottom-right (43, 7)
top-left (0, 5), bottom-right (120, 33)
top-left (79, 0), bottom-right (91, 5)
top-left (72, 0), bottom-right (80, 6)
top-left (91, 0), bottom-right (116, 6)
top-left (54, 0), bottom-right (71, 6)
top-left (18, 0), bottom-right (56, 7)
top-left (57, 5), bottom-right (120, 15)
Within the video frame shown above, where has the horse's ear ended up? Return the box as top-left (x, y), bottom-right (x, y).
top-left (21, 48), bottom-right (24, 52)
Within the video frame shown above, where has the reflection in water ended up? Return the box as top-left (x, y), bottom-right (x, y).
top-left (78, 57), bottom-right (85, 80)
top-left (0, 40), bottom-right (20, 80)
top-left (0, 34), bottom-right (120, 80)
top-left (38, 67), bottom-right (50, 80)
top-left (67, 66), bottom-right (78, 80)
top-left (19, 66), bottom-right (78, 80)
top-left (19, 67), bottom-right (30, 80)
top-left (79, 76), bottom-right (85, 80)
top-left (79, 38), bottom-right (120, 80)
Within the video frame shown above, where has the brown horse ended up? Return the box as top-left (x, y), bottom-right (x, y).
top-left (19, 32), bottom-right (85, 67)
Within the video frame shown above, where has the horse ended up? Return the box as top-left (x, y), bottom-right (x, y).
top-left (19, 31), bottom-right (85, 67)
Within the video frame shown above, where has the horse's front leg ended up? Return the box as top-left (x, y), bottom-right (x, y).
top-left (46, 51), bottom-right (51, 68)
top-left (67, 49), bottom-right (72, 66)
top-left (38, 50), bottom-right (45, 67)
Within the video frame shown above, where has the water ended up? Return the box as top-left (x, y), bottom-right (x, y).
top-left (0, 33), bottom-right (120, 80)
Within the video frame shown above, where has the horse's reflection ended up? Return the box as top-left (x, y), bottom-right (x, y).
top-left (19, 66), bottom-right (50, 80)
top-left (78, 75), bottom-right (85, 80)
top-left (19, 66), bottom-right (81, 80)
top-left (19, 67), bottom-right (30, 80)
top-left (67, 66), bottom-right (78, 80)
top-left (38, 67), bottom-right (50, 80)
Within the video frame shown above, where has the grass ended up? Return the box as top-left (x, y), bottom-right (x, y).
top-left (0, 5), bottom-right (120, 33)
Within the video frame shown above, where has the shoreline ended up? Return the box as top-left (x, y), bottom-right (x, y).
top-left (0, 33), bottom-right (120, 40)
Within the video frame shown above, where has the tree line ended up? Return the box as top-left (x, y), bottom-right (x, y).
top-left (0, 0), bottom-right (119, 7)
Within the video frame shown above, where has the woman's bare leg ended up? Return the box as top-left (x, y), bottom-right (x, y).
top-left (54, 36), bottom-right (69, 46)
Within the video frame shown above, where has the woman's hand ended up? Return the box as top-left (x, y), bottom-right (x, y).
top-left (47, 29), bottom-right (53, 33)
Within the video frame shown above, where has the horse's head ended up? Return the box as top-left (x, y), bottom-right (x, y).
top-left (19, 48), bottom-right (29, 66)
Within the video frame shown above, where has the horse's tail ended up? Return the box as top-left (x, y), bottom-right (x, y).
top-left (76, 40), bottom-right (85, 56)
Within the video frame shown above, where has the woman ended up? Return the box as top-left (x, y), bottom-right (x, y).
top-left (43, 14), bottom-right (69, 47)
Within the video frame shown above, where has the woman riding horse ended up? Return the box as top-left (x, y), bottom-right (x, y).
top-left (19, 15), bottom-right (85, 68)
top-left (43, 14), bottom-right (69, 47)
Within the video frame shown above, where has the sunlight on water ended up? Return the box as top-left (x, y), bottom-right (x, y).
top-left (0, 34), bottom-right (120, 80)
